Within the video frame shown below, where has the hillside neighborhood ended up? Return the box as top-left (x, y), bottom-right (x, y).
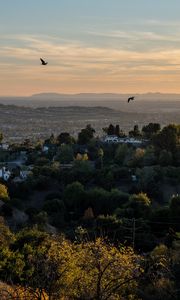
top-left (0, 121), bottom-right (180, 299)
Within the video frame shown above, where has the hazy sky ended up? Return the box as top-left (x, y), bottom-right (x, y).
top-left (1, 0), bottom-right (180, 96)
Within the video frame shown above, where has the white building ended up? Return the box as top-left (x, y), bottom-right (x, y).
top-left (103, 135), bottom-right (119, 143)
top-left (42, 145), bottom-right (49, 153)
top-left (0, 143), bottom-right (9, 150)
top-left (20, 170), bottom-right (31, 179)
top-left (103, 135), bottom-right (143, 145)
top-left (0, 167), bottom-right (11, 181)
top-left (124, 138), bottom-right (142, 145)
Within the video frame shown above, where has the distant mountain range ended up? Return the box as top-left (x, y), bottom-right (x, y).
top-left (30, 92), bottom-right (180, 101)
top-left (2, 92), bottom-right (180, 100)
top-left (0, 92), bottom-right (180, 113)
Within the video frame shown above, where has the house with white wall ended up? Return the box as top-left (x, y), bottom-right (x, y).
top-left (0, 167), bottom-right (11, 181)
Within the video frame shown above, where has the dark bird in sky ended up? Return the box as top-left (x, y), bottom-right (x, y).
top-left (40, 58), bottom-right (48, 65)
top-left (127, 96), bottom-right (135, 103)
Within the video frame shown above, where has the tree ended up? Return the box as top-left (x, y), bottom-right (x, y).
top-left (169, 194), bottom-right (180, 230)
top-left (0, 217), bottom-right (14, 247)
top-left (129, 125), bottom-right (141, 138)
top-left (44, 133), bottom-right (56, 145)
top-left (139, 244), bottom-right (176, 300)
top-left (136, 166), bottom-right (162, 200)
top-left (115, 144), bottom-right (128, 166)
top-left (128, 148), bottom-right (145, 167)
top-left (83, 207), bottom-right (94, 220)
top-left (0, 281), bottom-right (42, 299)
top-left (0, 230), bottom-right (144, 300)
top-left (0, 183), bottom-right (9, 201)
top-left (128, 192), bottom-right (151, 218)
top-left (153, 124), bottom-right (180, 155)
top-left (34, 139), bottom-right (43, 151)
top-left (108, 189), bottom-right (130, 213)
top-left (56, 144), bottom-right (74, 163)
top-left (72, 160), bottom-right (94, 184)
top-left (0, 132), bottom-right (3, 143)
top-left (78, 124), bottom-right (95, 144)
top-left (97, 147), bottom-right (104, 169)
top-left (86, 187), bottom-right (110, 215)
top-left (142, 123), bottom-right (161, 139)
top-left (159, 150), bottom-right (173, 166)
top-left (33, 211), bottom-right (48, 227)
top-left (82, 153), bottom-right (89, 161)
top-left (115, 124), bottom-right (120, 136)
top-left (119, 128), bottom-right (126, 138)
top-left (107, 124), bottom-right (115, 135)
top-left (43, 198), bottom-right (65, 215)
top-left (57, 132), bottom-right (74, 145)
top-left (70, 238), bottom-right (143, 300)
top-left (95, 168), bottom-right (115, 190)
top-left (13, 229), bottom-right (78, 299)
top-left (143, 146), bottom-right (157, 166)
top-left (63, 181), bottom-right (86, 216)
top-left (76, 153), bottom-right (83, 160)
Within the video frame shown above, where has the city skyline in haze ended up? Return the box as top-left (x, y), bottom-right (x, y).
top-left (1, 0), bottom-right (180, 96)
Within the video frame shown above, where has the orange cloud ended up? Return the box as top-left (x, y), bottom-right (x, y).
top-left (1, 35), bottom-right (180, 95)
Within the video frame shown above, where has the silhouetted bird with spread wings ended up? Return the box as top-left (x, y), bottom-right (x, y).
top-left (40, 58), bottom-right (48, 65)
top-left (127, 96), bottom-right (135, 103)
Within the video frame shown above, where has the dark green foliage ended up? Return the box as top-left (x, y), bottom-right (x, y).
top-left (35, 157), bottom-right (50, 166)
top-left (95, 168), bottom-right (115, 190)
top-left (153, 124), bottom-right (180, 158)
top-left (63, 181), bottom-right (86, 217)
top-left (163, 166), bottom-right (180, 185)
top-left (10, 198), bottom-right (23, 209)
top-left (159, 150), bottom-right (173, 166)
top-left (44, 133), bottom-right (56, 145)
top-left (103, 123), bottom-right (115, 135)
top-left (126, 192), bottom-right (151, 218)
top-left (57, 132), bottom-right (75, 145)
top-left (0, 216), bottom-right (14, 247)
top-left (33, 175), bottom-right (51, 190)
top-left (0, 203), bottom-right (13, 217)
top-left (43, 199), bottom-right (65, 215)
top-left (113, 165), bottom-right (131, 180)
top-left (56, 144), bottom-right (74, 163)
top-left (13, 227), bottom-right (49, 250)
top-left (149, 207), bottom-right (170, 235)
top-left (25, 207), bottom-right (39, 220)
top-left (1, 122), bottom-right (180, 297)
top-left (103, 124), bottom-right (126, 137)
top-left (45, 192), bottom-right (62, 201)
top-left (142, 122), bottom-right (161, 138)
top-left (143, 146), bottom-right (157, 166)
top-left (129, 125), bottom-right (142, 138)
top-left (169, 194), bottom-right (180, 231)
top-left (0, 132), bottom-right (3, 143)
top-left (115, 144), bottom-right (129, 165)
top-left (136, 166), bottom-right (163, 200)
top-left (33, 211), bottom-right (48, 226)
top-left (109, 189), bottom-right (130, 212)
top-left (78, 124), bottom-right (95, 144)
top-left (86, 187), bottom-right (109, 215)
top-left (72, 160), bottom-right (94, 184)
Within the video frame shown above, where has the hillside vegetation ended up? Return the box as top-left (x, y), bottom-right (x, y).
top-left (0, 122), bottom-right (180, 299)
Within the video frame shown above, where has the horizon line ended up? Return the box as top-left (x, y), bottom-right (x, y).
top-left (1, 91), bottom-right (180, 98)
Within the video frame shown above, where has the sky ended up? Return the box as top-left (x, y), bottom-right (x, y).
top-left (1, 0), bottom-right (180, 96)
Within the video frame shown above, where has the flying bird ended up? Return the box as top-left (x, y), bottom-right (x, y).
top-left (40, 58), bottom-right (48, 65)
top-left (127, 96), bottom-right (135, 103)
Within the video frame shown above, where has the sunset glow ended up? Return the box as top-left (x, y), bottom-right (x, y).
top-left (1, 0), bottom-right (180, 96)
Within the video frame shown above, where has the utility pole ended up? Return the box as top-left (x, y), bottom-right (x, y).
top-left (132, 218), bottom-right (136, 250)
